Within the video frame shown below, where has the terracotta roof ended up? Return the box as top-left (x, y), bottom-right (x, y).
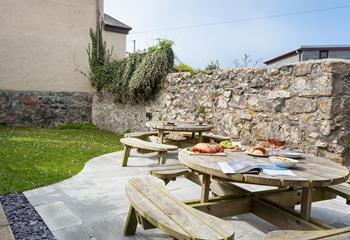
top-left (264, 45), bottom-right (350, 64)
top-left (104, 14), bottom-right (132, 34)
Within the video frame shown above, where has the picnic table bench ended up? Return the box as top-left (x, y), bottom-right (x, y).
top-left (182, 132), bottom-right (230, 143)
top-left (265, 226), bottom-right (350, 239)
top-left (120, 138), bottom-right (177, 166)
top-left (325, 182), bottom-right (350, 205)
top-left (124, 176), bottom-right (235, 240)
top-left (149, 163), bottom-right (190, 184)
top-left (124, 131), bottom-right (158, 140)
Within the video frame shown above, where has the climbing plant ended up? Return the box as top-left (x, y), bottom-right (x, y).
top-left (87, 30), bottom-right (174, 102)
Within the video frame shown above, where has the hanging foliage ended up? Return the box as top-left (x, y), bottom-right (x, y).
top-left (129, 39), bottom-right (174, 101)
top-left (87, 30), bottom-right (174, 102)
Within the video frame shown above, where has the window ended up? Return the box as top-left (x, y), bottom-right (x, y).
top-left (319, 50), bottom-right (329, 59)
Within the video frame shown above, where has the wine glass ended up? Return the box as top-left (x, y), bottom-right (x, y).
top-left (268, 133), bottom-right (285, 156)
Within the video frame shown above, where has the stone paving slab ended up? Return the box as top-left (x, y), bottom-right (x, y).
top-left (0, 204), bottom-right (15, 240)
top-left (24, 150), bottom-right (350, 240)
top-left (35, 201), bottom-right (83, 232)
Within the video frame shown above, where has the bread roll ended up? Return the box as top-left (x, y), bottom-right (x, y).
top-left (252, 149), bottom-right (264, 155)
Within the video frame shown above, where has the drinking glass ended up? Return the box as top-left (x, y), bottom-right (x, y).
top-left (268, 134), bottom-right (285, 155)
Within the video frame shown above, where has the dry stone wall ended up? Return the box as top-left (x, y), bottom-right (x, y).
top-left (0, 90), bottom-right (92, 127)
top-left (92, 59), bottom-right (350, 164)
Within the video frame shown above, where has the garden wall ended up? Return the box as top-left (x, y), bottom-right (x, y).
top-left (0, 90), bottom-right (91, 127)
top-left (92, 59), bottom-right (350, 164)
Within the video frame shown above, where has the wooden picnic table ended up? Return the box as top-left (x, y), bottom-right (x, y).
top-left (178, 149), bottom-right (350, 230)
top-left (147, 121), bottom-right (214, 143)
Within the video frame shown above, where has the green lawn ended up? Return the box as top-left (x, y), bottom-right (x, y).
top-left (0, 125), bottom-right (123, 194)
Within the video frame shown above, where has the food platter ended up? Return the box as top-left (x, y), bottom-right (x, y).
top-left (245, 151), bottom-right (270, 157)
top-left (186, 148), bottom-right (226, 156)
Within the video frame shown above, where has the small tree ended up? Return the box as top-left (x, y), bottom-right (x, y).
top-left (87, 27), bottom-right (106, 74)
top-left (233, 54), bottom-right (261, 68)
top-left (205, 59), bottom-right (220, 70)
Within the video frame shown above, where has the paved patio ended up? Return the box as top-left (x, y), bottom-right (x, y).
top-left (25, 150), bottom-right (350, 240)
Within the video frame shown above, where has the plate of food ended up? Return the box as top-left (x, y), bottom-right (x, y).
top-left (275, 150), bottom-right (302, 159)
top-left (220, 140), bottom-right (245, 152)
top-left (269, 156), bottom-right (298, 168)
top-left (246, 146), bottom-right (270, 157)
top-left (187, 143), bottom-right (226, 156)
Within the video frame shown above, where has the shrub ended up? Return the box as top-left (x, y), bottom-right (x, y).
top-left (87, 30), bottom-right (174, 103)
top-left (176, 64), bottom-right (194, 72)
top-left (205, 60), bottom-right (220, 70)
top-left (129, 41), bottom-right (174, 101)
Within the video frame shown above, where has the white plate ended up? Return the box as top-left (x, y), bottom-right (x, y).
top-left (245, 150), bottom-right (270, 157)
top-left (269, 156), bottom-right (299, 168)
top-left (275, 150), bottom-right (302, 159)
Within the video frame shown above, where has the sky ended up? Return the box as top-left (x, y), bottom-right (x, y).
top-left (104, 0), bottom-right (350, 69)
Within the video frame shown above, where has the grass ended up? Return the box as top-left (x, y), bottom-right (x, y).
top-left (0, 125), bottom-right (123, 194)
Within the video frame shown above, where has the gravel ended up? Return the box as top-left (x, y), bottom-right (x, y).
top-left (0, 193), bottom-right (56, 240)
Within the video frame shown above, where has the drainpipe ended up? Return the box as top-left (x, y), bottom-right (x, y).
top-left (96, 0), bottom-right (100, 60)
top-left (297, 50), bottom-right (301, 62)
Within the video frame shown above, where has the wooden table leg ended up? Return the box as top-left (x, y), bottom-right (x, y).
top-left (201, 174), bottom-right (211, 203)
top-left (198, 132), bottom-right (203, 143)
top-left (122, 146), bottom-right (131, 167)
top-left (158, 130), bottom-right (164, 143)
top-left (301, 187), bottom-right (312, 220)
top-left (191, 132), bottom-right (195, 139)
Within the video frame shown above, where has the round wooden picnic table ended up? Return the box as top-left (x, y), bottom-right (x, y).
top-left (178, 149), bottom-right (350, 221)
top-left (147, 121), bottom-right (214, 143)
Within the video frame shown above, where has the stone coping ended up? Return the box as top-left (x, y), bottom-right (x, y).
top-left (0, 204), bottom-right (15, 240)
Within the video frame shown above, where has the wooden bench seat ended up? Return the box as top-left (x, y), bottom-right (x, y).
top-left (120, 138), bottom-right (178, 166)
top-left (124, 131), bottom-right (158, 139)
top-left (265, 227), bottom-right (350, 240)
top-left (149, 163), bottom-right (190, 184)
top-left (325, 182), bottom-right (350, 204)
top-left (124, 176), bottom-right (235, 240)
top-left (182, 132), bottom-right (229, 143)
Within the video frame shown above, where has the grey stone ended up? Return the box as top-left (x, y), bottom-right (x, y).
top-left (285, 98), bottom-right (317, 114)
top-left (217, 96), bottom-right (228, 108)
top-left (294, 63), bottom-right (312, 76)
top-left (240, 111), bottom-right (253, 121)
top-left (0, 90), bottom-right (91, 127)
top-left (35, 202), bottom-right (83, 231)
top-left (315, 140), bottom-right (328, 148)
top-left (223, 90), bottom-right (232, 98)
top-left (267, 90), bottom-right (291, 100)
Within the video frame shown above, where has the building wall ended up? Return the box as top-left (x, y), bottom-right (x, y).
top-left (268, 50), bottom-right (350, 66)
top-left (0, 0), bottom-right (104, 92)
top-left (266, 53), bottom-right (299, 66)
top-left (301, 51), bottom-right (320, 61)
top-left (104, 30), bottom-right (127, 60)
top-left (0, 0), bottom-right (128, 127)
top-left (93, 60), bottom-right (350, 165)
top-left (302, 50), bottom-right (350, 61)
top-left (328, 50), bottom-right (350, 59)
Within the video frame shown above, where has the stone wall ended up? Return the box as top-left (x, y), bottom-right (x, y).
top-left (92, 59), bottom-right (350, 164)
top-left (0, 90), bottom-right (92, 127)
